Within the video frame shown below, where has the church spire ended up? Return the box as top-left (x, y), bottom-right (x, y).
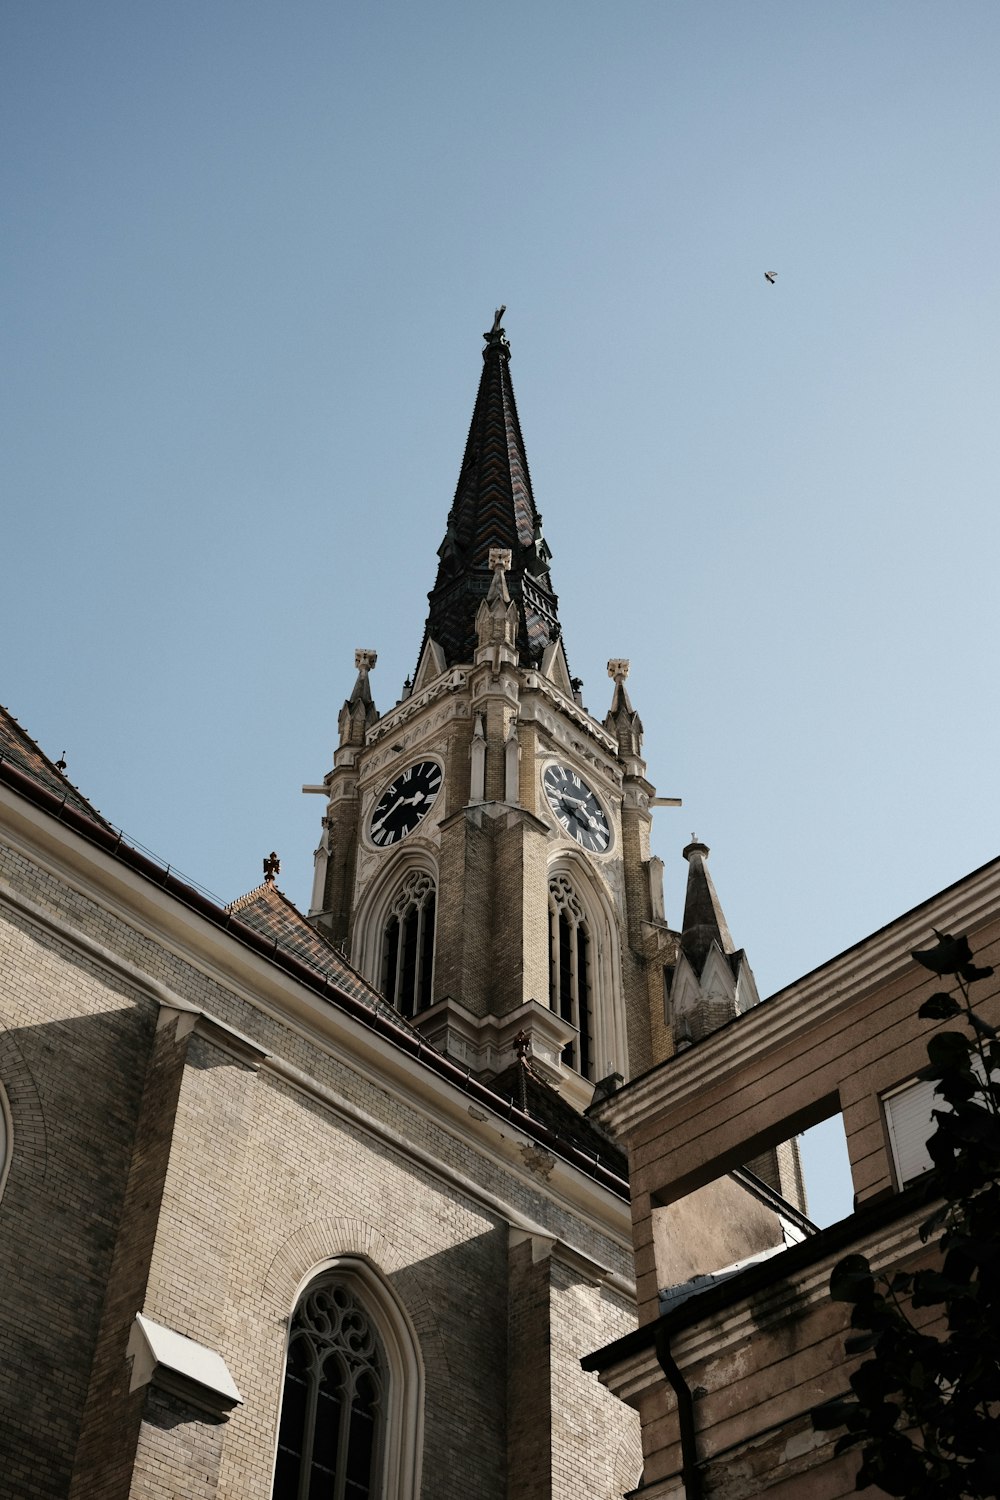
top-left (421, 310), bottom-right (561, 670)
top-left (679, 838), bottom-right (736, 973)
top-left (664, 838), bottom-right (760, 1048)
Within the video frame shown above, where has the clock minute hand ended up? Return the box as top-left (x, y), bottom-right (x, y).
top-left (373, 789), bottom-right (426, 834)
top-left (371, 793), bottom-right (406, 833)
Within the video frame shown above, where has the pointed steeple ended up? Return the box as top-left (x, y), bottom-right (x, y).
top-left (337, 649), bottom-right (379, 749)
top-left (421, 310), bottom-right (561, 670)
top-left (679, 838), bottom-right (735, 973)
top-left (665, 839), bottom-right (760, 1047)
top-left (604, 659), bottom-right (644, 759)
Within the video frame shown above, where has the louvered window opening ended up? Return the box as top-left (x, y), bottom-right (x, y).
top-left (883, 1077), bottom-right (938, 1187)
top-left (548, 876), bottom-right (593, 1079)
top-left (381, 872), bottom-right (435, 1019)
top-left (273, 1283), bottom-right (386, 1500)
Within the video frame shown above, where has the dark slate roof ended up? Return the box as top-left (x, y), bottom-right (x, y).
top-left (422, 315), bottom-right (562, 669)
top-left (679, 840), bottom-right (737, 973)
top-left (0, 704), bottom-right (114, 829)
top-left (489, 1059), bottom-right (628, 1180)
top-left (227, 880), bottom-right (426, 1039)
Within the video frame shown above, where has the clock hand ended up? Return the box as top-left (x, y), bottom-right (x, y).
top-left (371, 794), bottom-right (406, 832)
top-left (372, 789), bottom-right (426, 833)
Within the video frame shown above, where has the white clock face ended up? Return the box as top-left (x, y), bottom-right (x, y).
top-left (543, 764), bottom-right (611, 853)
top-left (369, 761), bottom-right (443, 847)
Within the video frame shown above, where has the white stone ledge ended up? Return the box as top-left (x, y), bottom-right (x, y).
top-left (127, 1313), bottom-right (242, 1419)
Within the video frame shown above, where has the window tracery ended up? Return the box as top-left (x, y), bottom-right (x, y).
top-left (380, 870), bottom-right (436, 1019)
top-left (548, 874), bottom-right (593, 1079)
top-left (273, 1282), bottom-right (387, 1500)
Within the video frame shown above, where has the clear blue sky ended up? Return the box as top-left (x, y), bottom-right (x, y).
top-left (4, 2), bottom-right (998, 1222)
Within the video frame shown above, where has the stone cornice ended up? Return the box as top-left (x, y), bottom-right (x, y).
top-left (587, 1192), bottom-right (934, 1402)
top-left (520, 672), bottom-right (620, 758)
top-left (365, 668), bottom-right (469, 746)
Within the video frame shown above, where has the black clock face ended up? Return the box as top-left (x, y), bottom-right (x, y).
top-left (543, 764), bottom-right (611, 853)
top-left (369, 761), bottom-right (443, 848)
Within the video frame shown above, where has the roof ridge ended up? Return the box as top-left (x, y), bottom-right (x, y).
top-left (0, 701), bottom-right (113, 828)
top-left (226, 877), bottom-right (388, 995)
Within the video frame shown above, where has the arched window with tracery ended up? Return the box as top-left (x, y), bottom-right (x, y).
top-left (548, 874), bottom-right (593, 1079)
top-left (380, 870), bottom-right (435, 1019)
top-left (273, 1281), bottom-right (386, 1500)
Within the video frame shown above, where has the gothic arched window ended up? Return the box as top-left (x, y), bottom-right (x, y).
top-left (380, 870), bottom-right (436, 1019)
top-left (548, 874), bottom-right (593, 1079)
top-left (273, 1281), bottom-right (386, 1500)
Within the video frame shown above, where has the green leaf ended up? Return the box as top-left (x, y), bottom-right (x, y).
top-left (926, 1031), bottom-right (974, 1070)
top-left (831, 1254), bottom-right (875, 1303)
top-left (918, 991), bottom-right (963, 1020)
top-left (813, 1398), bottom-right (859, 1431)
top-left (912, 931), bottom-right (973, 975)
top-left (961, 963), bottom-right (995, 983)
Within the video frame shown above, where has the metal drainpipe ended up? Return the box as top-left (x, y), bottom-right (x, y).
top-left (654, 1323), bottom-right (703, 1500)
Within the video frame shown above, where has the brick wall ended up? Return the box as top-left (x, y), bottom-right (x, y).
top-left (0, 830), bottom-right (638, 1499)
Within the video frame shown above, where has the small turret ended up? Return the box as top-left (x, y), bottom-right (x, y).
top-left (474, 548), bottom-right (520, 666)
top-left (666, 839), bottom-right (760, 1045)
top-left (604, 659), bottom-right (644, 760)
top-left (337, 650), bottom-right (379, 749)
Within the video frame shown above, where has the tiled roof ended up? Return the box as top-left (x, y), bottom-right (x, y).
top-left (422, 317), bottom-right (562, 669)
top-left (489, 1060), bottom-right (628, 1180)
top-left (227, 880), bottom-right (426, 1038)
top-left (0, 704), bottom-right (114, 829)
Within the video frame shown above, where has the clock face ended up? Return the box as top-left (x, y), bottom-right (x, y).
top-left (369, 761), bottom-right (443, 848)
top-left (543, 764), bottom-right (611, 853)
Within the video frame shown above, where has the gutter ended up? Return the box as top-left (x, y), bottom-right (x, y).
top-left (653, 1324), bottom-right (703, 1500)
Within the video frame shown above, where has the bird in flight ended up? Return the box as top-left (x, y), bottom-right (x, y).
top-left (764, 271), bottom-right (777, 285)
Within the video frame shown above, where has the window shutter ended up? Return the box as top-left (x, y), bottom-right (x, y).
top-left (884, 1078), bottom-right (937, 1186)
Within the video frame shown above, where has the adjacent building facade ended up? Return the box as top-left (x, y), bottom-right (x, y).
top-left (585, 856), bottom-right (1000, 1498)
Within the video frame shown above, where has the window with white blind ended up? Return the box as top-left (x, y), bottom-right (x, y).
top-left (882, 1077), bottom-right (938, 1187)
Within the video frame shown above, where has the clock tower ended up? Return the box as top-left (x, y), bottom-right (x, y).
top-left (306, 312), bottom-right (678, 1106)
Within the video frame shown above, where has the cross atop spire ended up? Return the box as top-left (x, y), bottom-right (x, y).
top-left (421, 313), bottom-right (562, 670)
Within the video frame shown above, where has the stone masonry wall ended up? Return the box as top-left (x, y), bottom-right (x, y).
top-left (0, 833), bottom-right (637, 1499)
top-left (0, 874), bottom-right (155, 1499)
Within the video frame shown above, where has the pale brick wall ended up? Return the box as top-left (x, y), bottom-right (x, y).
top-left (0, 832), bottom-right (638, 1499)
top-left (0, 866), bottom-right (155, 1497)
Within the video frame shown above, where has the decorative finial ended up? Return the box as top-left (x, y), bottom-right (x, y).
top-left (354, 648), bottom-right (377, 675)
top-left (607, 659), bottom-right (630, 683)
top-left (263, 851), bottom-right (281, 884)
top-left (513, 1028), bottom-right (530, 1062)
top-left (489, 547), bottom-right (512, 576)
top-left (55, 752), bottom-right (67, 772)
top-left (483, 307), bottom-right (510, 356)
